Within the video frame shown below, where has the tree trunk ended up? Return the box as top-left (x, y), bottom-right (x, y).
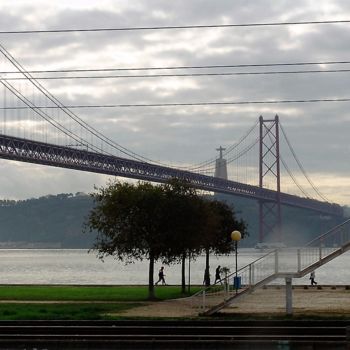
top-left (204, 247), bottom-right (210, 287)
top-left (148, 252), bottom-right (156, 300)
top-left (181, 253), bottom-right (186, 294)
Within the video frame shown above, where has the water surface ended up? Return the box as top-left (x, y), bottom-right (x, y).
top-left (0, 249), bottom-right (348, 286)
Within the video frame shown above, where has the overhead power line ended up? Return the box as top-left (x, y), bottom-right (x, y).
top-left (2, 98), bottom-right (350, 109)
top-left (1, 60), bottom-right (350, 74)
top-left (0, 43), bottom-right (169, 165)
top-left (3, 68), bottom-right (350, 80)
top-left (1, 20), bottom-right (350, 34)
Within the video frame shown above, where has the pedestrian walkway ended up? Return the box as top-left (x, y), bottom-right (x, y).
top-left (111, 285), bottom-right (350, 318)
top-left (191, 218), bottom-right (350, 315)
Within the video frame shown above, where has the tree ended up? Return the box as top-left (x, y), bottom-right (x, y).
top-left (162, 179), bottom-right (204, 294)
top-left (86, 181), bottom-right (173, 300)
top-left (200, 199), bottom-right (247, 287)
top-left (86, 179), bottom-right (247, 298)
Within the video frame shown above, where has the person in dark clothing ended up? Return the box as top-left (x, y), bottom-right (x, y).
top-left (215, 265), bottom-right (222, 284)
top-left (155, 266), bottom-right (166, 285)
top-left (310, 271), bottom-right (317, 286)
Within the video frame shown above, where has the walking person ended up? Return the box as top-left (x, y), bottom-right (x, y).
top-left (310, 271), bottom-right (317, 286)
top-left (155, 266), bottom-right (166, 285)
top-left (215, 265), bottom-right (222, 284)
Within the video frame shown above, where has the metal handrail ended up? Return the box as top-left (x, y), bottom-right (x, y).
top-left (191, 249), bottom-right (277, 298)
top-left (306, 218), bottom-right (350, 246)
top-left (224, 249), bottom-right (277, 280)
top-left (195, 218), bottom-right (350, 314)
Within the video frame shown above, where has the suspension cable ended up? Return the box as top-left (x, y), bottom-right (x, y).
top-left (280, 156), bottom-right (312, 198)
top-left (196, 137), bottom-right (259, 174)
top-left (187, 121), bottom-right (259, 171)
top-left (280, 122), bottom-right (330, 202)
top-left (0, 43), bottom-right (176, 167)
top-left (0, 79), bottom-right (103, 154)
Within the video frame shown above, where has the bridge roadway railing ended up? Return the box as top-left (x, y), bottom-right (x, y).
top-left (0, 134), bottom-right (343, 216)
top-left (190, 218), bottom-right (350, 315)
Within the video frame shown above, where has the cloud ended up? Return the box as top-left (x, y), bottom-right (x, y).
top-left (0, 0), bottom-right (350, 205)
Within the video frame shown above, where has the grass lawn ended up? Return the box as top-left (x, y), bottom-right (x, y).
top-left (0, 303), bottom-right (139, 320)
top-left (0, 285), bottom-right (201, 301)
top-left (0, 285), bottom-right (201, 320)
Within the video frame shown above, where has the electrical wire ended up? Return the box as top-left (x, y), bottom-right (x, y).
top-left (1, 19), bottom-right (350, 34)
top-left (1, 42), bottom-right (262, 174)
top-left (0, 59), bottom-right (332, 201)
top-left (1, 98), bottom-right (350, 109)
top-left (1, 60), bottom-right (350, 74)
top-left (0, 43), bottom-right (176, 167)
top-left (4, 68), bottom-right (350, 80)
top-left (0, 79), bottom-right (101, 154)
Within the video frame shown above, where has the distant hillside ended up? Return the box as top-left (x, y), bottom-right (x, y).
top-left (0, 192), bottom-right (346, 248)
top-left (0, 193), bottom-right (96, 248)
top-left (214, 193), bottom-right (347, 247)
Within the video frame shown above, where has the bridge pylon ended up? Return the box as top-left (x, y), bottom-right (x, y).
top-left (259, 115), bottom-right (282, 243)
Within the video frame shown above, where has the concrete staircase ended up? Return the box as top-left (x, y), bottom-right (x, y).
top-left (191, 218), bottom-right (350, 316)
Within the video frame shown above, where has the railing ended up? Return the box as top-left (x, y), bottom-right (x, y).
top-left (190, 218), bottom-right (350, 314)
top-left (297, 218), bottom-right (350, 273)
top-left (190, 249), bottom-right (278, 312)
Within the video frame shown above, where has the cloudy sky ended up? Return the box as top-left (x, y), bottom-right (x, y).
top-left (0, 0), bottom-right (350, 205)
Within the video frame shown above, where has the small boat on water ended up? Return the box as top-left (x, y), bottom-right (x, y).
top-left (254, 242), bottom-right (286, 250)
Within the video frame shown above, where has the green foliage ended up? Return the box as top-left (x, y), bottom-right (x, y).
top-left (86, 179), bottom-right (248, 295)
top-left (162, 179), bottom-right (204, 260)
top-left (86, 180), bottom-right (208, 299)
top-left (201, 199), bottom-right (247, 254)
top-left (200, 199), bottom-right (247, 287)
top-left (87, 181), bottom-right (170, 263)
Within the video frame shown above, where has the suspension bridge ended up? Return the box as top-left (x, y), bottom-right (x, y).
top-left (0, 43), bottom-right (344, 243)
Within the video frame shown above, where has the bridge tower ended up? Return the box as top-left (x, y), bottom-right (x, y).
top-left (214, 146), bottom-right (228, 180)
top-left (259, 115), bottom-right (282, 242)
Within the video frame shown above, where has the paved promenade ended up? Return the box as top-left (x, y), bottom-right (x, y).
top-left (114, 285), bottom-right (350, 318)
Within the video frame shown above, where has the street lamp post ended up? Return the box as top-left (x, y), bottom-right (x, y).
top-left (231, 230), bottom-right (241, 294)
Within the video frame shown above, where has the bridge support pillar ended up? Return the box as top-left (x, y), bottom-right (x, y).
top-left (285, 277), bottom-right (293, 315)
top-left (259, 115), bottom-right (282, 243)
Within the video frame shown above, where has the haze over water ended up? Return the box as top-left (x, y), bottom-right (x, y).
top-left (0, 249), bottom-right (348, 286)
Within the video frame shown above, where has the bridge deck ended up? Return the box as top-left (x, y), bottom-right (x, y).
top-left (0, 134), bottom-right (342, 216)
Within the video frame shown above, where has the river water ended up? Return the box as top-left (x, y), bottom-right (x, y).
top-left (0, 249), bottom-right (348, 286)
